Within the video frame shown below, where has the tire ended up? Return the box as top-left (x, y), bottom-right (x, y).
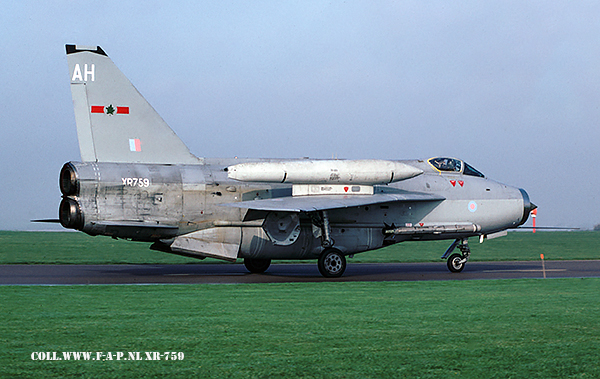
top-left (318, 249), bottom-right (346, 278)
top-left (447, 253), bottom-right (465, 273)
top-left (244, 258), bottom-right (271, 274)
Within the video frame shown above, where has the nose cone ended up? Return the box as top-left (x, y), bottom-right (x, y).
top-left (518, 188), bottom-right (537, 226)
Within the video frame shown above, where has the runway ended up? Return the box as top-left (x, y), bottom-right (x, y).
top-left (1, 260), bottom-right (599, 285)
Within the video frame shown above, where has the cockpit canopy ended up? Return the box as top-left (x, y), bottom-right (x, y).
top-left (428, 157), bottom-right (485, 178)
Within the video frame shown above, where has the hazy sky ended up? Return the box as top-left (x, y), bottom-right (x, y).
top-left (1, 1), bottom-right (599, 230)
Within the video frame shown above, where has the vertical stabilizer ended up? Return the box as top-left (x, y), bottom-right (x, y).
top-left (66, 45), bottom-right (201, 164)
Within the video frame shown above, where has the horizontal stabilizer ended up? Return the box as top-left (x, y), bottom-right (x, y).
top-left (222, 191), bottom-right (444, 212)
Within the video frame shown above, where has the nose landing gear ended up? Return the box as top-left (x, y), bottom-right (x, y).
top-left (442, 238), bottom-right (471, 273)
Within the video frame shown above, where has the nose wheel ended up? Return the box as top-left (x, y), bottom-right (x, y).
top-left (447, 253), bottom-right (466, 273)
top-left (442, 238), bottom-right (471, 273)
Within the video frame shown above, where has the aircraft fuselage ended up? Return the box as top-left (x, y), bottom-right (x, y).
top-left (59, 158), bottom-right (530, 262)
top-left (57, 45), bottom-right (535, 277)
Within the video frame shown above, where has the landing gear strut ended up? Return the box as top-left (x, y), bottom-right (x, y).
top-left (317, 211), bottom-right (346, 278)
top-left (314, 210), bottom-right (334, 248)
top-left (441, 238), bottom-right (471, 273)
top-left (311, 210), bottom-right (347, 278)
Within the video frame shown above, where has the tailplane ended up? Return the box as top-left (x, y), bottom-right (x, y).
top-left (66, 45), bottom-right (200, 164)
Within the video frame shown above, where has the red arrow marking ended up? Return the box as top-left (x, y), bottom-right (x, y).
top-left (450, 180), bottom-right (456, 187)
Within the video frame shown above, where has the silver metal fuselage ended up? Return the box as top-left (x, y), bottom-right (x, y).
top-left (58, 45), bottom-right (535, 276)
top-left (60, 158), bottom-right (528, 261)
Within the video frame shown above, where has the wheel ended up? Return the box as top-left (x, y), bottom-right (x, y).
top-left (447, 253), bottom-right (465, 273)
top-left (318, 249), bottom-right (346, 278)
top-left (244, 258), bottom-right (271, 273)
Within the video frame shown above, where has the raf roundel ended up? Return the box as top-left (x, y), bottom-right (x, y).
top-left (468, 201), bottom-right (478, 212)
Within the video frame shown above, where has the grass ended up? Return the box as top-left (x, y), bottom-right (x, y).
top-left (0, 231), bottom-right (598, 265)
top-left (0, 231), bottom-right (193, 265)
top-left (1, 279), bottom-right (598, 378)
top-left (356, 230), bottom-right (600, 263)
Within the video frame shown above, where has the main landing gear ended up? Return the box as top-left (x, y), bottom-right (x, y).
top-left (441, 238), bottom-right (471, 273)
top-left (315, 210), bottom-right (347, 278)
top-left (244, 210), bottom-right (349, 278)
top-left (318, 248), bottom-right (346, 278)
top-left (244, 258), bottom-right (271, 274)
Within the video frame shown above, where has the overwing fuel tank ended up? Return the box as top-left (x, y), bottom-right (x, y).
top-left (227, 160), bottom-right (423, 184)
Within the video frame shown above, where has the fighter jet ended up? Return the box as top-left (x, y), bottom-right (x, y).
top-left (58, 45), bottom-right (536, 277)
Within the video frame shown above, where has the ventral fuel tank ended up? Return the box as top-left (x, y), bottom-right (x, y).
top-left (227, 160), bottom-right (423, 184)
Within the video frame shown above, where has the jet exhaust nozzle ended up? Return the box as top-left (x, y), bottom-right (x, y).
top-left (60, 162), bottom-right (80, 196)
top-left (59, 197), bottom-right (84, 230)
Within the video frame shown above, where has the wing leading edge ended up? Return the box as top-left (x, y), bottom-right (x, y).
top-left (222, 191), bottom-right (445, 212)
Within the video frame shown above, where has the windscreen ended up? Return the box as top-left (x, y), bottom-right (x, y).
top-left (428, 157), bottom-right (462, 172)
top-left (428, 157), bottom-right (485, 178)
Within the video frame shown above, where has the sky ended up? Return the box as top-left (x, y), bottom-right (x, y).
top-left (1, 1), bottom-right (599, 230)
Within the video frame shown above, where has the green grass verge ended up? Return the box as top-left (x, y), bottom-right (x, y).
top-left (0, 231), bottom-right (193, 265)
top-left (355, 230), bottom-right (600, 263)
top-left (1, 231), bottom-right (598, 265)
top-left (1, 279), bottom-right (598, 378)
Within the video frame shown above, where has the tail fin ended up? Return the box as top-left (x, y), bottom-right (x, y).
top-left (66, 45), bottom-right (200, 164)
